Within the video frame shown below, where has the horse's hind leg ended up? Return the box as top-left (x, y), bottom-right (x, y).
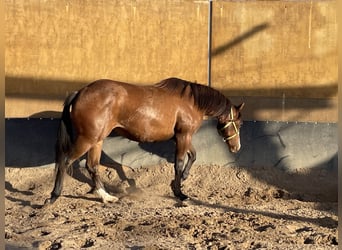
top-left (47, 136), bottom-right (91, 204)
top-left (48, 162), bottom-right (68, 204)
top-left (86, 141), bottom-right (118, 203)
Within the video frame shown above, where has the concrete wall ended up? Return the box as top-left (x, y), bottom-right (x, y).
top-left (6, 118), bottom-right (337, 201)
top-left (6, 118), bottom-right (337, 171)
top-left (5, 0), bottom-right (337, 121)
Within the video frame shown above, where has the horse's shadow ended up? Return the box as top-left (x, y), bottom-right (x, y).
top-left (66, 150), bottom-right (139, 199)
top-left (5, 181), bottom-right (34, 196)
top-left (137, 140), bottom-right (175, 164)
top-left (5, 181), bottom-right (44, 209)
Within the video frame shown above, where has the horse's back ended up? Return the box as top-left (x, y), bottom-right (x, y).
top-left (70, 78), bottom-right (204, 142)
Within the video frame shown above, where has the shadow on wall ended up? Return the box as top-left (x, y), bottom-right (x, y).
top-left (211, 23), bottom-right (270, 57)
top-left (5, 77), bottom-right (87, 101)
top-left (5, 75), bottom-right (337, 101)
top-left (5, 77), bottom-right (337, 124)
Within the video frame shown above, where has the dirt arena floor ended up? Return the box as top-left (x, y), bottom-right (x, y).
top-left (5, 163), bottom-right (338, 249)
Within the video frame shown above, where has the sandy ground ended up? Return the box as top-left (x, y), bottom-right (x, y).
top-left (5, 163), bottom-right (338, 249)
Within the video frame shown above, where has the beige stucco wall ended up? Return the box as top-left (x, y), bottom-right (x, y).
top-left (5, 0), bottom-right (208, 91)
top-left (5, 0), bottom-right (337, 121)
top-left (211, 1), bottom-right (337, 99)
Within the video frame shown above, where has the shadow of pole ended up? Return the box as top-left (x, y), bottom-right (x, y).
top-left (212, 23), bottom-right (269, 57)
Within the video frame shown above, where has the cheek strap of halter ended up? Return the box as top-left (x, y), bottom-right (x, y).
top-left (220, 107), bottom-right (239, 141)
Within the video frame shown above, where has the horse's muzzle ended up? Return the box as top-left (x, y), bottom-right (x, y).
top-left (229, 143), bottom-right (241, 153)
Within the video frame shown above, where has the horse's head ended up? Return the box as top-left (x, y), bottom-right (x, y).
top-left (217, 103), bottom-right (245, 153)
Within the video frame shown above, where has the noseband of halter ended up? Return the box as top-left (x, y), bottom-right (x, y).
top-left (220, 107), bottom-right (239, 142)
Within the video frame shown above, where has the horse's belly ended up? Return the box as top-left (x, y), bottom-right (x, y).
top-left (117, 104), bottom-right (177, 142)
top-left (114, 124), bottom-right (174, 142)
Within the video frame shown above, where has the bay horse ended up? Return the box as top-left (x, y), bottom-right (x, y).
top-left (45, 77), bottom-right (244, 204)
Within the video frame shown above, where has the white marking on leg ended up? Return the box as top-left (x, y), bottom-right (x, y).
top-left (96, 188), bottom-right (119, 203)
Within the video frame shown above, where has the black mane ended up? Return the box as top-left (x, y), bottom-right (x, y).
top-left (155, 78), bottom-right (231, 117)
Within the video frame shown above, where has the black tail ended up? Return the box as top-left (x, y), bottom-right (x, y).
top-left (46, 91), bottom-right (79, 204)
top-left (55, 91), bottom-right (79, 173)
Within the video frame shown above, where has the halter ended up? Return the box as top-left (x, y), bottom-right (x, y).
top-left (220, 107), bottom-right (239, 142)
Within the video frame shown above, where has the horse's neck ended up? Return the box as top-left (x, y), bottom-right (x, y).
top-left (201, 94), bottom-right (230, 118)
top-left (204, 108), bottom-right (228, 118)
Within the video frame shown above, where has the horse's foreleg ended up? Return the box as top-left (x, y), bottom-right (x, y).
top-left (86, 141), bottom-right (118, 203)
top-left (171, 134), bottom-right (191, 201)
top-left (182, 144), bottom-right (196, 181)
top-left (172, 158), bottom-right (188, 201)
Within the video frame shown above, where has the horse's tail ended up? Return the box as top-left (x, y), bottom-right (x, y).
top-left (47, 91), bottom-right (79, 204)
top-left (55, 91), bottom-right (79, 174)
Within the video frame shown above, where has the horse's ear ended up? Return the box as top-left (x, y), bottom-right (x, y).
top-left (236, 102), bottom-right (245, 111)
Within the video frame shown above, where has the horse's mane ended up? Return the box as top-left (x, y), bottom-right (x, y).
top-left (155, 78), bottom-right (230, 117)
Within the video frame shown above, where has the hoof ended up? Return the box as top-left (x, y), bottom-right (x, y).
top-left (43, 195), bottom-right (58, 207)
top-left (96, 188), bottom-right (119, 203)
top-left (170, 180), bottom-right (189, 201)
top-left (43, 199), bottom-right (51, 206)
top-left (178, 193), bottom-right (189, 201)
top-left (87, 187), bottom-right (96, 194)
top-left (102, 195), bottom-right (119, 204)
top-left (175, 199), bottom-right (190, 207)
